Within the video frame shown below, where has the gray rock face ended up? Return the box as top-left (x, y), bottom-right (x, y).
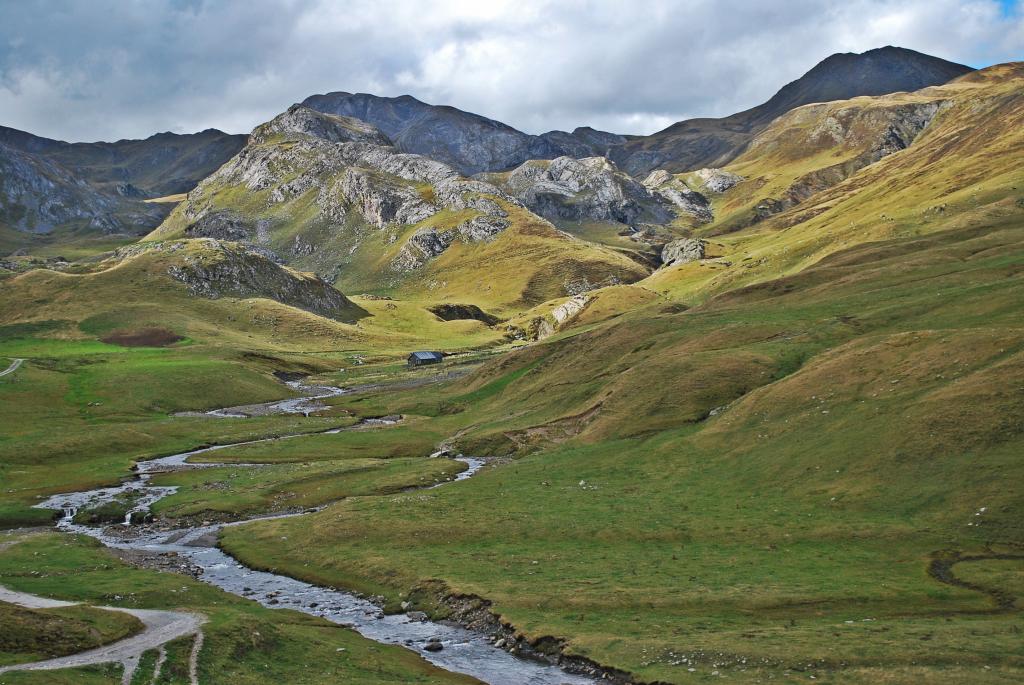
top-left (391, 213), bottom-right (511, 271)
top-left (301, 91), bottom-right (624, 175)
top-left (497, 156), bottom-right (673, 225)
top-left (127, 239), bottom-right (360, 320)
top-left (661, 238), bottom-right (706, 267)
top-left (692, 168), bottom-right (744, 193)
top-left (337, 168), bottom-right (436, 229)
top-left (641, 170), bottom-right (713, 223)
top-left (0, 142), bottom-right (164, 236)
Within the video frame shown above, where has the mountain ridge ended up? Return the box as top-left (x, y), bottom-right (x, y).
top-left (301, 90), bottom-right (624, 175)
top-left (610, 46), bottom-right (974, 175)
top-left (0, 125), bottom-right (247, 251)
top-left (0, 125), bottom-right (247, 198)
top-left (0, 45), bottom-right (980, 255)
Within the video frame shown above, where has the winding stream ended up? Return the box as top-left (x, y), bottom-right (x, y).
top-left (35, 382), bottom-right (596, 685)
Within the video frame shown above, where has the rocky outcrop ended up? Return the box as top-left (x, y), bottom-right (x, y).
top-left (641, 170), bottom-right (713, 223)
top-left (390, 213), bottom-right (511, 272)
top-left (496, 156), bottom-right (674, 225)
top-left (121, 239), bottom-right (362, 321)
top-left (183, 210), bottom-right (258, 241)
top-left (335, 167), bottom-right (436, 229)
top-left (552, 294), bottom-right (591, 325)
top-left (692, 168), bottom-right (743, 193)
top-left (661, 238), bottom-right (706, 267)
top-left (517, 294), bottom-right (595, 342)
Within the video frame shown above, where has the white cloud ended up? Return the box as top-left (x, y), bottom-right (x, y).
top-left (0, 0), bottom-right (1020, 141)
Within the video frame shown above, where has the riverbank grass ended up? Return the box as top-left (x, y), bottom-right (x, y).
top-left (0, 602), bottom-right (143, 667)
top-left (0, 533), bottom-right (479, 684)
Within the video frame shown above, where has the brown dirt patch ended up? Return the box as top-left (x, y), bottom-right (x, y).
top-left (100, 327), bottom-right (184, 347)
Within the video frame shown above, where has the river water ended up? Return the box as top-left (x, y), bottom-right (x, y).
top-left (35, 382), bottom-right (596, 685)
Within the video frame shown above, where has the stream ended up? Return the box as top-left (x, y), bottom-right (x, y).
top-left (34, 381), bottom-right (596, 685)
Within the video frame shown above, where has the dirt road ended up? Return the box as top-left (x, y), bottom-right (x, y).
top-left (0, 585), bottom-right (205, 684)
top-left (0, 358), bottom-right (22, 378)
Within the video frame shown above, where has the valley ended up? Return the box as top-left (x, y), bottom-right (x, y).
top-left (0, 43), bottom-right (1022, 685)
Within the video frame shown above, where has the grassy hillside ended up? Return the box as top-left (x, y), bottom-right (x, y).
top-left (646, 62), bottom-right (1024, 305)
top-left (0, 252), bottom-right (511, 529)
top-left (222, 216), bottom-right (1024, 684)
top-left (1, 602), bottom-right (142, 666)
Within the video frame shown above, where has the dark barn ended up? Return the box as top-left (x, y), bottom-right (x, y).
top-left (408, 351), bottom-right (444, 367)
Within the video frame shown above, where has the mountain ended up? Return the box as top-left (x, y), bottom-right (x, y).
top-left (0, 140), bottom-right (166, 237)
top-left (1, 44), bottom-right (1023, 685)
top-left (147, 105), bottom-right (646, 310)
top-left (610, 46), bottom-right (974, 175)
top-left (301, 91), bottom-right (624, 175)
top-left (303, 47), bottom-right (969, 179)
top-left (642, 62), bottom-right (1024, 302)
top-left (0, 126), bottom-right (246, 253)
top-left (0, 126), bottom-right (246, 197)
top-left (0, 45), bottom-right (971, 258)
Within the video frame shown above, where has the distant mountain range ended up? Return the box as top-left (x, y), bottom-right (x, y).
top-left (0, 127), bottom-right (245, 242)
top-left (303, 47), bottom-right (971, 177)
top-left (0, 46), bottom-right (974, 248)
top-left (0, 126), bottom-right (246, 198)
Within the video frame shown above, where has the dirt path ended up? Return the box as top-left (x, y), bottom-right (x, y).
top-left (0, 358), bottom-right (23, 378)
top-left (927, 551), bottom-right (1024, 611)
top-left (0, 585), bottom-right (205, 684)
top-left (188, 631), bottom-right (204, 685)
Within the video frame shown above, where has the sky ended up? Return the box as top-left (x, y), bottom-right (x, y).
top-left (1, 0), bottom-right (1021, 142)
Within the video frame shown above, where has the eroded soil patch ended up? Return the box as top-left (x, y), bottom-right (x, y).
top-left (100, 327), bottom-right (184, 348)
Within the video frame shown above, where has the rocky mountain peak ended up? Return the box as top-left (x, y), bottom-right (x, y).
top-left (250, 105), bottom-right (392, 146)
top-left (746, 46), bottom-right (973, 129)
top-left (610, 45), bottom-right (974, 176)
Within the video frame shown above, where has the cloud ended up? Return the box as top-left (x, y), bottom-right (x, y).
top-left (0, 0), bottom-right (1020, 141)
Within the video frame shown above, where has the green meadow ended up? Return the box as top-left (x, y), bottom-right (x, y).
top-left (220, 220), bottom-right (1024, 684)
